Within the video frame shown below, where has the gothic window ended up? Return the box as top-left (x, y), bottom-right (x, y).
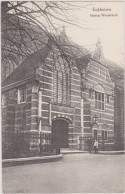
top-left (4, 56), bottom-right (18, 78)
top-left (53, 70), bottom-right (58, 102)
top-left (63, 72), bottom-right (69, 104)
top-left (58, 70), bottom-right (63, 103)
top-left (53, 56), bottom-right (70, 104)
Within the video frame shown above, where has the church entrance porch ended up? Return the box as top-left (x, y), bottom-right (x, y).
top-left (52, 118), bottom-right (69, 151)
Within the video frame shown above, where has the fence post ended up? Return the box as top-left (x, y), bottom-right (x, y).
top-left (79, 136), bottom-right (84, 150)
top-left (102, 139), bottom-right (105, 150)
top-left (17, 130), bottom-right (19, 158)
top-left (40, 132), bottom-right (42, 154)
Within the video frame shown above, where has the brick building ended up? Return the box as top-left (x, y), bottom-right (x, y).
top-left (109, 65), bottom-right (124, 150)
top-left (2, 37), bottom-right (115, 150)
top-left (114, 84), bottom-right (124, 149)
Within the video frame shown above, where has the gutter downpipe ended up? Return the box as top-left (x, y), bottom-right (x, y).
top-left (80, 98), bottom-right (84, 150)
top-left (38, 90), bottom-right (42, 147)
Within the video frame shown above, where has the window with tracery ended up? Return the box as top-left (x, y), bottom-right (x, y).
top-left (53, 55), bottom-right (70, 104)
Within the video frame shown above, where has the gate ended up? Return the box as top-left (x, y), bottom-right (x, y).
top-left (39, 133), bottom-right (52, 154)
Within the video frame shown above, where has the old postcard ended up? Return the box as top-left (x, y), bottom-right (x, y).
top-left (1, 1), bottom-right (125, 193)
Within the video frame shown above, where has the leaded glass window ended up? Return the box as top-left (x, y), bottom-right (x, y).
top-left (53, 55), bottom-right (70, 104)
top-left (95, 91), bottom-right (104, 110)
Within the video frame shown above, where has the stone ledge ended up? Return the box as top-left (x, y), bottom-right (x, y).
top-left (2, 154), bottom-right (63, 167)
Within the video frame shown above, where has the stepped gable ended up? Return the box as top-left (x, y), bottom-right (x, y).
top-left (2, 40), bottom-right (52, 87)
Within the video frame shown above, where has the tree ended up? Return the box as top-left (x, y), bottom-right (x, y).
top-left (106, 60), bottom-right (124, 150)
top-left (1, 1), bottom-right (89, 80)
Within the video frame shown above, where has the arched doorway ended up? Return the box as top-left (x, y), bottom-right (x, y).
top-left (52, 118), bottom-right (69, 148)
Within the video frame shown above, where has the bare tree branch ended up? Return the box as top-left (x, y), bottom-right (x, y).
top-left (2, 1), bottom-right (91, 81)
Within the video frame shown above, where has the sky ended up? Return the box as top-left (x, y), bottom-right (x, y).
top-left (63, 2), bottom-right (125, 66)
top-left (7, 1), bottom-right (125, 66)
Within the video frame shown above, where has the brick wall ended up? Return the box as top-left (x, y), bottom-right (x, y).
top-left (35, 57), bottom-right (82, 149)
top-left (114, 86), bottom-right (124, 149)
top-left (82, 60), bottom-right (114, 140)
top-left (2, 47), bottom-right (115, 150)
top-left (2, 89), bottom-right (16, 131)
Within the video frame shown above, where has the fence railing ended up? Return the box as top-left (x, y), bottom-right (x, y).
top-left (79, 136), bottom-right (114, 142)
top-left (2, 131), bottom-right (116, 159)
top-left (79, 136), bottom-right (115, 151)
top-left (2, 131), bottom-right (53, 159)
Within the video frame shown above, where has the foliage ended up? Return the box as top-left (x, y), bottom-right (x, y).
top-left (2, 1), bottom-right (89, 80)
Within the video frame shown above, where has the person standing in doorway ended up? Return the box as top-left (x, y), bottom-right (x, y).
top-left (94, 139), bottom-right (98, 154)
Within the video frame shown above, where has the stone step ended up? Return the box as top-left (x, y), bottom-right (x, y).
top-left (60, 148), bottom-right (87, 154)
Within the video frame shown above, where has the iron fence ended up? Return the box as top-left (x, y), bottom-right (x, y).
top-left (2, 131), bottom-right (53, 159)
top-left (79, 136), bottom-right (115, 151)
